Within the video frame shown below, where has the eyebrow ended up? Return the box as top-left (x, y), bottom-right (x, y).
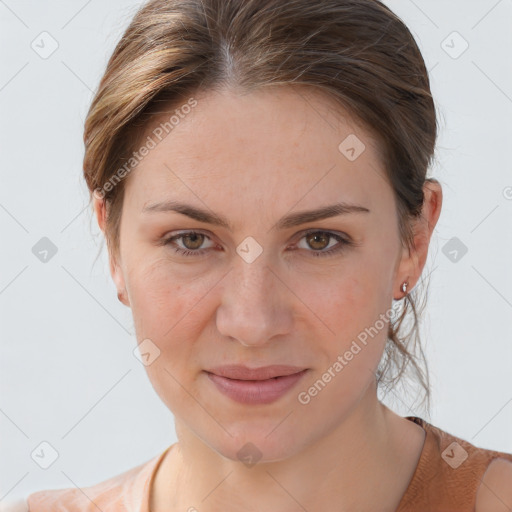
top-left (141, 200), bottom-right (370, 231)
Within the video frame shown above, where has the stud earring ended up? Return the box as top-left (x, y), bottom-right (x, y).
top-left (401, 281), bottom-right (409, 294)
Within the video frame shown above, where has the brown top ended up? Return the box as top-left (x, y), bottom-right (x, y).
top-left (395, 415), bottom-right (512, 511)
top-left (18, 416), bottom-right (512, 512)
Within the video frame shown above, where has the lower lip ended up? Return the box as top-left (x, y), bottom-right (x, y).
top-left (205, 369), bottom-right (308, 405)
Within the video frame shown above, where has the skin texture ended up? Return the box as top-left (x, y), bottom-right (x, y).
top-left (475, 458), bottom-right (512, 511)
top-left (94, 86), bottom-right (442, 511)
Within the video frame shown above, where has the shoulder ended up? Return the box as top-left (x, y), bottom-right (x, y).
top-left (475, 457), bottom-right (512, 512)
top-left (399, 417), bottom-right (512, 511)
top-left (24, 449), bottom-right (167, 512)
top-left (0, 499), bottom-right (29, 512)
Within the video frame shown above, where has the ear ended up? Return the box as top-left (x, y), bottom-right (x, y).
top-left (394, 179), bottom-right (443, 300)
top-left (93, 194), bottom-right (130, 307)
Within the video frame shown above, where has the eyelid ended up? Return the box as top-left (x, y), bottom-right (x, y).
top-left (297, 227), bottom-right (350, 239)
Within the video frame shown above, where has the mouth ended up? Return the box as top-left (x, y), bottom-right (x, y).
top-left (204, 366), bottom-right (309, 405)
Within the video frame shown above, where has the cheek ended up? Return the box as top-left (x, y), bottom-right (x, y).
top-left (299, 276), bottom-right (387, 408)
top-left (125, 262), bottom-right (212, 411)
top-left (304, 271), bottom-right (371, 332)
top-left (125, 259), bottom-right (213, 345)
top-left (300, 269), bottom-right (389, 367)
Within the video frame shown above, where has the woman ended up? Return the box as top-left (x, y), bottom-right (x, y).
top-left (6, 0), bottom-right (512, 510)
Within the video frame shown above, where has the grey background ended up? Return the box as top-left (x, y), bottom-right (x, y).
top-left (1, 0), bottom-right (511, 503)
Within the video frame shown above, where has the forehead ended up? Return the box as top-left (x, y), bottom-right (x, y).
top-left (122, 86), bottom-right (389, 218)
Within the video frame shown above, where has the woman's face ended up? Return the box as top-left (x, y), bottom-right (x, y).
top-left (100, 86), bottom-right (413, 461)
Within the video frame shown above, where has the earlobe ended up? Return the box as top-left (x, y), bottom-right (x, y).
top-left (109, 248), bottom-right (131, 307)
top-left (392, 233), bottom-right (424, 301)
top-left (110, 257), bottom-right (130, 307)
top-left (393, 180), bottom-right (443, 301)
top-left (393, 239), bottom-right (416, 301)
top-left (93, 195), bottom-right (130, 307)
top-left (394, 275), bottom-right (412, 301)
top-left (117, 288), bottom-right (129, 307)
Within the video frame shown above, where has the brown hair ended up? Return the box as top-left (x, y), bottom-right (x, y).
top-left (83, 0), bottom-right (439, 415)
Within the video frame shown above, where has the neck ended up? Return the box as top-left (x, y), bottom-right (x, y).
top-left (153, 380), bottom-right (424, 512)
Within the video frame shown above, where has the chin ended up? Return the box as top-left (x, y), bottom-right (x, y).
top-left (203, 425), bottom-right (306, 465)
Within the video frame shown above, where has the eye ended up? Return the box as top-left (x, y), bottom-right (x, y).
top-left (162, 229), bottom-right (355, 258)
top-left (163, 230), bottom-right (215, 257)
top-left (295, 230), bottom-right (353, 258)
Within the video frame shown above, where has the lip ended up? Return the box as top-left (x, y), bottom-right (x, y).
top-left (204, 365), bottom-right (309, 405)
top-left (205, 364), bottom-right (307, 380)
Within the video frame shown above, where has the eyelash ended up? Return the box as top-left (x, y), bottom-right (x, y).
top-left (162, 229), bottom-right (353, 258)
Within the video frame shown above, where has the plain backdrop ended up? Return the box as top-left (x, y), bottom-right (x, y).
top-left (1, 0), bottom-right (511, 503)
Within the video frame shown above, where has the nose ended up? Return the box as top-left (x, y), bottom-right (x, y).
top-left (215, 257), bottom-right (293, 347)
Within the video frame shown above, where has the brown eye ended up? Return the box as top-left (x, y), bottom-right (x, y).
top-left (163, 230), bottom-right (215, 257)
top-left (305, 232), bottom-right (330, 250)
top-left (181, 232), bottom-right (205, 250)
top-left (296, 230), bottom-right (353, 258)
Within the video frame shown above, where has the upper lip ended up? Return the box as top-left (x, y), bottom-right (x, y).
top-left (205, 365), bottom-right (307, 380)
